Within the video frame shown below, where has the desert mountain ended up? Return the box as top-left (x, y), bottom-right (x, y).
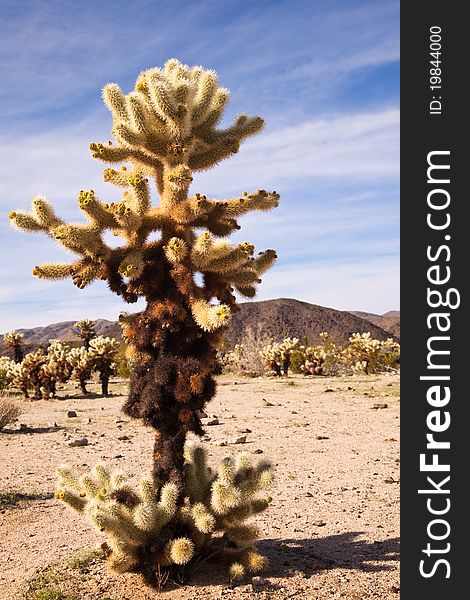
top-left (1, 299), bottom-right (398, 357)
top-left (348, 310), bottom-right (400, 338)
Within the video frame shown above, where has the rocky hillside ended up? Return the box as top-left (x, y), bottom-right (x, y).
top-left (349, 310), bottom-right (400, 338)
top-left (1, 299), bottom-right (398, 356)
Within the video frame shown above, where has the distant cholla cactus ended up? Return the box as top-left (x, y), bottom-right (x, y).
top-left (3, 331), bottom-right (25, 363)
top-left (344, 332), bottom-right (400, 374)
top-left (7, 360), bottom-right (29, 398)
top-left (67, 346), bottom-right (93, 395)
top-left (16, 342), bottom-right (70, 400)
top-left (55, 443), bottom-right (273, 581)
top-left (46, 339), bottom-right (72, 383)
top-left (88, 336), bottom-right (119, 395)
top-left (21, 349), bottom-right (47, 399)
top-left (259, 337), bottom-right (300, 376)
top-left (74, 319), bottom-right (97, 350)
top-left (218, 343), bottom-right (244, 372)
top-left (299, 346), bottom-right (326, 375)
top-left (0, 356), bottom-right (15, 392)
top-left (11, 59), bottom-right (279, 583)
top-left (292, 333), bottom-right (343, 376)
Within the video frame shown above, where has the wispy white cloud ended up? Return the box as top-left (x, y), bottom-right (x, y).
top-left (192, 108), bottom-right (399, 195)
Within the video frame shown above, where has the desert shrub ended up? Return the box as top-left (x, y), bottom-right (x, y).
top-left (219, 327), bottom-right (271, 376)
top-left (0, 395), bottom-right (24, 430)
top-left (259, 337), bottom-right (300, 376)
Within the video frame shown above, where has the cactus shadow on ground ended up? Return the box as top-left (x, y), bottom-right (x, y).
top-left (0, 424), bottom-right (63, 435)
top-left (258, 532), bottom-right (400, 577)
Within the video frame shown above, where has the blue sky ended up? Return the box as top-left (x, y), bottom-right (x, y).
top-left (0, 0), bottom-right (399, 331)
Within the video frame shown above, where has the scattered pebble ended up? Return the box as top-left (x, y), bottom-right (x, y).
top-left (117, 435), bottom-right (129, 441)
top-left (114, 418), bottom-right (126, 423)
top-left (252, 448), bottom-right (263, 454)
top-left (202, 417), bottom-right (219, 426)
top-left (113, 454), bottom-right (124, 459)
top-left (237, 427), bottom-right (252, 433)
top-left (231, 435), bottom-right (247, 444)
top-left (312, 520), bottom-right (326, 527)
top-left (324, 388), bottom-right (335, 392)
top-left (67, 411), bottom-right (77, 418)
top-left (251, 576), bottom-right (265, 587)
top-left (316, 435), bottom-right (329, 440)
top-left (262, 399), bottom-right (274, 407)
top-left (218, 441), bottom-right (228, 447)
top-left (371, 403), bottom-right (388, 410)
top-left (67, 438), bottom-right (88, 447)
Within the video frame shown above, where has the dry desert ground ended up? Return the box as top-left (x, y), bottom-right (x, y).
top-left (0, 373), bottom-right (400, 599)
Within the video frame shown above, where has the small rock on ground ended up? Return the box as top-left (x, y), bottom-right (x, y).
top-left (67, 438), bottom-right (88, 447)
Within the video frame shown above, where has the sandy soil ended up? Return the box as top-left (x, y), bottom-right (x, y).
top-left (0, 373), bottom-right (400, 599)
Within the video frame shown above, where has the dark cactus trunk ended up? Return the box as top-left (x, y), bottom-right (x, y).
top-left (79, 374), bottom-right (88, 395)
top-left (121, 251), bottom-right (221, 491)
top-left (101, 377), bottom-right (109, 396)
top-left (14, 345), bottom-right (23, 364)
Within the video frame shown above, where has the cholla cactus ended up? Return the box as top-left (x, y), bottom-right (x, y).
top-left (294, 333), bottom-right (343, 376)
top-left (45, 340), bottom-right (72, 391)
top-left (3, 331), bottom-right (25, 363)
top-left (344, 332), bottom-right (400, 374)
top-left (0, 356), bottom-right (14, 392)
top-left (11, 59), bottom-right (278, 582)
top-left (75, 319), bottom-right (97, 350)
top-left (55, 443), bottom-right (273, 580)
top-left (88, 336), bottom-right (119, 395)
top-left (67, 346), bottom-right (93, 395)
top-left (7, 360), bottom-right (30, 398)
top-left (299, 345), bottom-right (326, 375)
top-left (259, 337), bottom-right (300, 376)
top-left (21, 349), bottom-right (47, 399)
top-left (218, 343), bottom-right (244, 373)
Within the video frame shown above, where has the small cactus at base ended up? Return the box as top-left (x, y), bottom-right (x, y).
top-left (55, 443), bottom-right (273, 581)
